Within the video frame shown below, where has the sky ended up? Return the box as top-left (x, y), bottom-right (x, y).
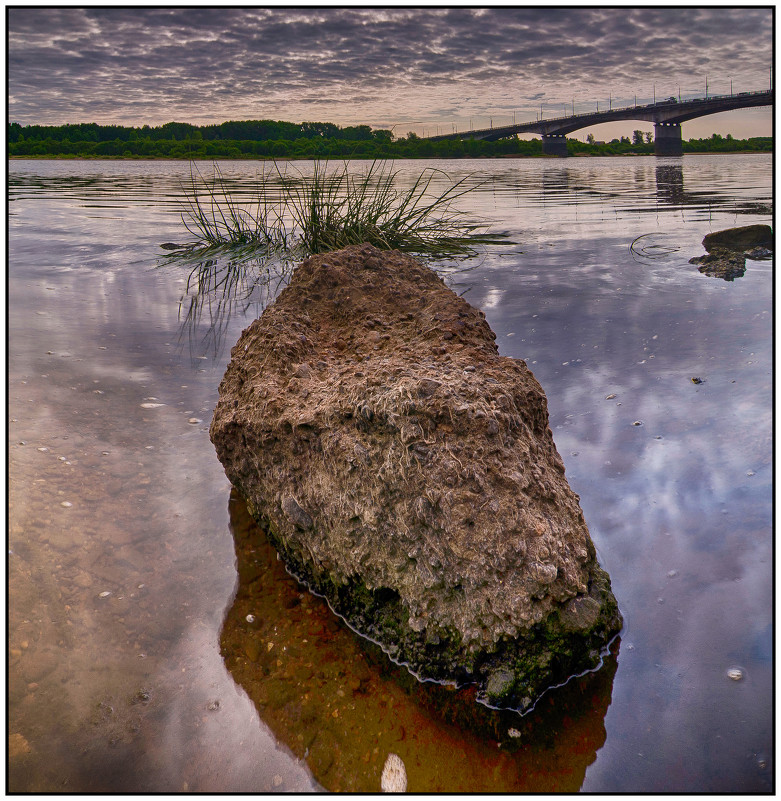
top-left (7, 5), bottom-right (774, 141)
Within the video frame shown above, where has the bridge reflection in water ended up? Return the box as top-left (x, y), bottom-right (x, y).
top-left (427, 89), bottom-right (774, 156)
top-left (220, 491), bottom-right (619, 793)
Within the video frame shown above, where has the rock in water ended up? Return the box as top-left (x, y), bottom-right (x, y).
top-left (701, 224), bottom-right (772, 253)
top-left (690, 224), bottom-right (773, 282)
top-left (210, 244), bottom-right (622, 709)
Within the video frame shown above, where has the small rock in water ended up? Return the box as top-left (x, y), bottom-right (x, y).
top-left (141, 402), bottom-right (165, 409)
top-left (605, 393), bottom-right (617, 400)
top-left (727, 666), bottom-right (745, 681)
top-left (98, 591), bottom-right (112, 598)
top-left (188, 418), bottom-right (203, 424)
top-left (381, 753), bottom-right (407, 793)
top-left (691, 377), bottom-right (704, 385)
top-left (632, 420), bottom-right (643, 426)
top-left (60, 501), bottom-right (73, 508)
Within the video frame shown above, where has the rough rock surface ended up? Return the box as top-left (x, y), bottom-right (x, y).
top-left (210, 243), bottom-right (622, 709)
top-left (690, 224), bottom-right (773, 281)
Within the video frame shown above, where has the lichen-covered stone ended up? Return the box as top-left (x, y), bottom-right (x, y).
top-left (210, 243), bottom-right (622, 708)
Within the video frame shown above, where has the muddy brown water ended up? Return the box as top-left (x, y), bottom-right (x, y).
top-left (8, 156), bottom-right (773, 792)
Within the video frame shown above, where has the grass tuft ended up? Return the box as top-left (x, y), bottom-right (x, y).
top-left (170, 160), bottom-right (508, 261)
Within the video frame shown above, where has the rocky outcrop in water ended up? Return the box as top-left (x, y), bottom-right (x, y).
top-left (689, 223), bottom-right (773, 281)
top-left (210, 243), bottom-right (622, 709)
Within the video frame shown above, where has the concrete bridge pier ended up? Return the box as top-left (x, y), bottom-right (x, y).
top-left (654, 121), bottom-right (683, 156)
top-left (541, 133), bottom-right (568, 157)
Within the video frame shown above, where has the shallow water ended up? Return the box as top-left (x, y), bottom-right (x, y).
top-left (8, 155), bottom-right (773, 792)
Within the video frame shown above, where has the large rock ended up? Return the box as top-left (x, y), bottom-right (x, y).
top-left (690, 224), bottom-right (773, 281)
top-left (210, 243), bottom-right (622, 709)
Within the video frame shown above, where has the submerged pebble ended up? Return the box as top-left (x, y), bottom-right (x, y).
top-left (727, 667), bottom-right (745, 681)
top-left (381, 753), bottom-right (407, 793)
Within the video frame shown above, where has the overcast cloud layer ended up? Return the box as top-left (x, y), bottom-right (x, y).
top-left (8, 7), bottom-right (774, 136)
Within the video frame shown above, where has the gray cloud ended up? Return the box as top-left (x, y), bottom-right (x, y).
top-left (7, 7), bottom-right (773, 130)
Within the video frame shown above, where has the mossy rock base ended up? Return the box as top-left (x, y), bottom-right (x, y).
top-left (255, 505), bottom-right (621, 712)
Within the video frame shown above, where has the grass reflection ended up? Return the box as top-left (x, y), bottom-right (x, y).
top-left (160, 248), bottom-right (295, 358)
top-left (221, 490), bottom-right (619, 793)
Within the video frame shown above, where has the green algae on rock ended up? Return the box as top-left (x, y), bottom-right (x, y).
top-left (209, 243), bottom-right (622, 710)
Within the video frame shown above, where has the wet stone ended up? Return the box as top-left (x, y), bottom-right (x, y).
top-left (210, 244), bottom-right (622, 710)
top-left (485, 670), bottom-right (516, 706)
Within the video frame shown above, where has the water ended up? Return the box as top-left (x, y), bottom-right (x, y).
top-left (8, 155), bottom-right (772, 792)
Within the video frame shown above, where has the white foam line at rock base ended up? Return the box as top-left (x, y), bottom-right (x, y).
top-left (278, 559), bottom-right (623, 715)
top-left (279, 561), bottom-right (460, 689)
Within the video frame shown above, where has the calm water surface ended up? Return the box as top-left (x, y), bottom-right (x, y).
top-left (8, 156), bottom-right (772, 792)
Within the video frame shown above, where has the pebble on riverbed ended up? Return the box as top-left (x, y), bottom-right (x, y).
top-left (381, 753), bottom-right (407, 793)
top-left (727, 666), bottom-right (745, 681)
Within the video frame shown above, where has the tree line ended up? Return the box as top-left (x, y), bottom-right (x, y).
top-left (7, 119), bottom-right (771, 159)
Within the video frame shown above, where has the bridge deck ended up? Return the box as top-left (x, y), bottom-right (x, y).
top-left (427, 89), bottom-right (773, 142)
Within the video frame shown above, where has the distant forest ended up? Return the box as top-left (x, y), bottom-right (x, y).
top-left (7, 119), bottom-right (772, 159)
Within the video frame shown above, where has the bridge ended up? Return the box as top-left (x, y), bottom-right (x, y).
top-left (426, 89), bottom-right (773, 156)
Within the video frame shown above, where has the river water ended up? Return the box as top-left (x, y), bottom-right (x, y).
top-left (8, 155), bottom-right (773, 792)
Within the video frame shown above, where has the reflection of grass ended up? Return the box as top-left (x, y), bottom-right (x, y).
top-left (171, 160), bottom-right (509, 261)
top-left (171, 251), bottom-right (295, 358)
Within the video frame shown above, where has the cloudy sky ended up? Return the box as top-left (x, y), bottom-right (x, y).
top-left (7, 6), bottom-right (774, 140)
